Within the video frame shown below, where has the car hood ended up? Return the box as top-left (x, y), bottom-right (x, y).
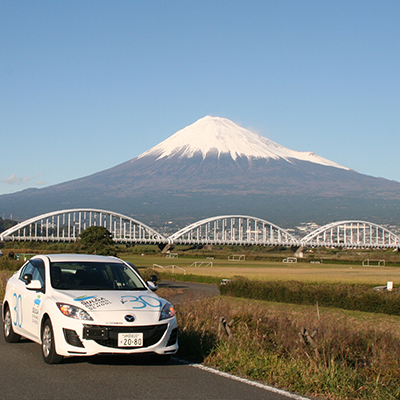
top-left (51, 289), bottom-right (170, 325)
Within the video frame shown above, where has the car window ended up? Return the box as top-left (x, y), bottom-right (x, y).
top-left (32, 265), bottom-right (45, 286)
top-left (50, 261), bottom-right (146, 290)
top-left (19, 262), bottom-right (35, 282)
top-left (19, 260), bottom-right (45, 287)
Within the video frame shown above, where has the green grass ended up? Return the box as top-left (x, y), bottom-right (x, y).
top-left (219, 278), bottom-right (400, 316)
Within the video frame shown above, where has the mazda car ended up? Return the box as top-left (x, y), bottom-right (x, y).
top-left (2, 254), bottom-right (178, 364)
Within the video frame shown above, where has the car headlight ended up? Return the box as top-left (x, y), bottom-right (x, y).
top-left (56, 303), bottom-right (93, 320)
top-left (159, 301), bottom-right (175, 321)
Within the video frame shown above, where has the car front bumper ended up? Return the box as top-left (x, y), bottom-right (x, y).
top-left (52, 317), bottom-right (178, 357)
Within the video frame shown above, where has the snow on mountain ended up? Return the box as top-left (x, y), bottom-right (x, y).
top-left (137, 116), bottom-right (349, 170)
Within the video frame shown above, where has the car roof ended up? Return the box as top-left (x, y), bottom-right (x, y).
top-left (34, 254), bottom-right (124, 263)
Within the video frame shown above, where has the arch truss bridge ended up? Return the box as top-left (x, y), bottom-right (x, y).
top-left (301, 220), bottom-right (400, 249)
top-left (168, 215), bottom-right (298, 246)
top-left (1, 209), bottom-right (399, 249)
top-left (0, 209), bottom-right (166, 244)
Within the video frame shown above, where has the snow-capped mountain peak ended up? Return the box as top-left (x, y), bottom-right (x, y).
top-left (137, 116), bottom-right (349, 170)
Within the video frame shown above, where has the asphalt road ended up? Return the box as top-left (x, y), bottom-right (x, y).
top-left (158, 280), bottom-right (221, 304)
top-left (0, 282), bottom-right (310, 400)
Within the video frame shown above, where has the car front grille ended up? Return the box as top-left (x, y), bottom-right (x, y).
top-left (82, 324), bottom-right (168, 349)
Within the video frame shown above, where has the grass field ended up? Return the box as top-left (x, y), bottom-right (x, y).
top-left (120, 253), bottom-right (400, 286)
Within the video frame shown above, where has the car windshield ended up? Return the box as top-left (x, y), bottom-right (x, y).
top-left (50, 261), bottom-right (146, 291)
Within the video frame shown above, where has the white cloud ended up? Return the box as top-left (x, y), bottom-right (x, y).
top-left (1, 173), bottom-right (46, 186)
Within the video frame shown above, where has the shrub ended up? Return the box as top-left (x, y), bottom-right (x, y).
top-left (220, 278), bottom-right (400, 316)
top-left (0, 259), bottom-right (24, 271)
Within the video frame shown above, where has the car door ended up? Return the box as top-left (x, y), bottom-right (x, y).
top-left (9, 261), bottom-right (34, 337)
top-left (15, 259), bottom-right (45, 340)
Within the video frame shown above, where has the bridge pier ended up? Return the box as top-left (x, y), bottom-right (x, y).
top-left (292, 246), bottom-right (306, 258)
top-left (158, 243), bottom-right (175, 253)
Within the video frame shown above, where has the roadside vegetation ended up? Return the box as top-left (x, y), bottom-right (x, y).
top-left (219, 278), bottom-right (400, 316)
top-left (176, 296), bottom-right (400, 400)
top-left (0, 258), bottom-right (24, 300)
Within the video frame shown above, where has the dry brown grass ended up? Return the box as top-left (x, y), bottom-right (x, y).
top-left (0, 270), bottom-right (14, 300)
top-left (124, 254), bottom-right (400, 286)
top-left (179, 264), bottom-right (400, 285)
top-left (177, 296), bottom-right (400, 399)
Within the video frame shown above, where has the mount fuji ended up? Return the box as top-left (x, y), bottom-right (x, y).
top-left (138, 116), bottom-right (348, 170)
top-left (1, 116), bottom-right (400, 228)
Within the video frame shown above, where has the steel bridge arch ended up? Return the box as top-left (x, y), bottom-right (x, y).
top-left (301, 220), bottom-right (400, 248)
top-left (167, 215), bottom-right (300, 246)
top-left (0, 208), bottom-right (168, 244)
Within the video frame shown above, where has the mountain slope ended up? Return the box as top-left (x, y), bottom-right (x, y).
top-left (0, 116), bottom-right (400, 228)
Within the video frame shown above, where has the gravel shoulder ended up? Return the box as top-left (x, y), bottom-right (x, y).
top-left (158, 280), bottom-right (220, 304)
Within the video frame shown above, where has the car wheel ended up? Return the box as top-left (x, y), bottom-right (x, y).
top-left (3, 306), bottom-right (21, 343)
top-left (149, 353), bottom-right (172, 364)
top-left (41, 319), bottom-right (63, 364)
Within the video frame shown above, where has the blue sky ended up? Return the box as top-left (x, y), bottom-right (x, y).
top-left (1, 1), bottom-right (399, 196)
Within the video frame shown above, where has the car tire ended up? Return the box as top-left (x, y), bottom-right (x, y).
top-left (41, 319), bottom-right (63, 364)
top-left (3, 306), bottom-right (21, 343)
top-left (149, 353), bottom-right (172, 364)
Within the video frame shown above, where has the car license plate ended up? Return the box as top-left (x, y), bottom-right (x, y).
top-left (118, 332), bottom-right (143, 347)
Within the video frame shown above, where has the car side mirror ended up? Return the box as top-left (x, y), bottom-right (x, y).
top-left (26, 280), bottom-right (43, 291)
top-left (147, 281), bottom-right (158, 292)
top-left (150, 275), bottom-right (159, 283)
top-left (23, 273), bottom-right (33, 284)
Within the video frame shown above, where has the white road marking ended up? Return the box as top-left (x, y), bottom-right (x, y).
top-left (176, 358), bottom-right (311, 400)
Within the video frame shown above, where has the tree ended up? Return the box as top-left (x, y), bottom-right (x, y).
top-left (0, 218), bottom-right (18, 234)
top-left (79, 226), bottom-right (117, 256)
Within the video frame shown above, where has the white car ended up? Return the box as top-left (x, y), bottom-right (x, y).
top-left (2, 254), bottom-right (178, 364)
